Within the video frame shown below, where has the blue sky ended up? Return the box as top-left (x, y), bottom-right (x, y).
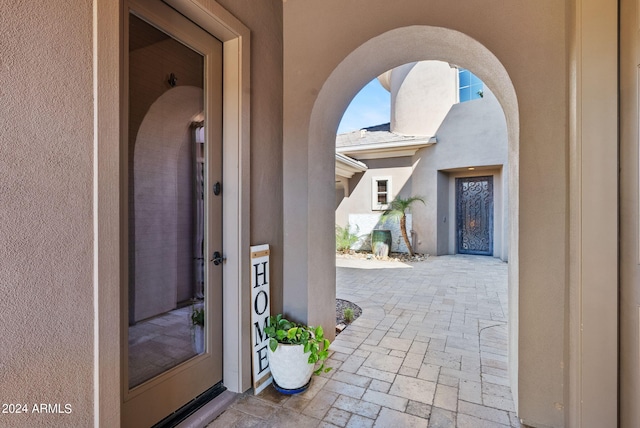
top-left (337, 78), bottom-right (390, 134)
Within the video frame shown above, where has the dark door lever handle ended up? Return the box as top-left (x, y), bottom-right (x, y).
top-left (211, 251), bottom-right (226, 265)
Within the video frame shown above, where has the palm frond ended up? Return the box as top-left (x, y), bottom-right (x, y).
top-left (383, 196), bottom-right (425, 217)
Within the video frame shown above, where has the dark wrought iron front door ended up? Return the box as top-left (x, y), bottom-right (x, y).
top-left (456, 176), bottom-right (493, 255)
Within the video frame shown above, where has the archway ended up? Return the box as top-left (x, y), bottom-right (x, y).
top-left (296, 24), bottom-right (520, 405)
top-left (132, 86), bottom-right (203, 323)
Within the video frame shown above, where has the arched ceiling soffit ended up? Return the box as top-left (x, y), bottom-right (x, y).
top-left (309, 25), bottom-right (518, 142)
top-left (135, 86), bottom-right (203, 157)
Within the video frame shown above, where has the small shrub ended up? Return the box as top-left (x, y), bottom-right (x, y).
top-left (343, 308), bottom-right (354, 323)
top-left (336, 224), bottom-right (359, 252)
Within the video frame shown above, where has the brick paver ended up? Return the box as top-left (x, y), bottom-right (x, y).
top-left (207, 255), bottom-right (520, 427)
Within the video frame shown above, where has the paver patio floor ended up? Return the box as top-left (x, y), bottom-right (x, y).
top-left (207, 255), bottom-right (520, 427)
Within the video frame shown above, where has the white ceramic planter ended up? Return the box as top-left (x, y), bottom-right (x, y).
top-left (267, 343), bottom-right (314, 390)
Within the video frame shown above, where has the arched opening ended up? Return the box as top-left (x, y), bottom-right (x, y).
top-left (289, 24), bottom-right (520, 407)
top-left (131, 86), bottom-right (204, 323)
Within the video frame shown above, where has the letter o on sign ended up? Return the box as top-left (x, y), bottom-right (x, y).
top-left (254, 290), bottom-right (268, 315)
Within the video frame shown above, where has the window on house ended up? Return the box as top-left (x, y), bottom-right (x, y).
top-left (458, 68), bottom-right (484, 102)
top-left (372, 177), bottom-right (392, 210)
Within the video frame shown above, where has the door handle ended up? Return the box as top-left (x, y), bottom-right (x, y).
top-left (210, 251), bottom-right (226, 265)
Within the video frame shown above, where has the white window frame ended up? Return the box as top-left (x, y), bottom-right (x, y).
top-left (372, 176), bottom-right (392, 210)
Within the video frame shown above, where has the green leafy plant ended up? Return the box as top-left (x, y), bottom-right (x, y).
top-left (191, 307), bottom-right (204, 327)
top-left (382, 196), bottom-right (425, 256)
top-left (343, 308), bottom-right (354, 323)
top-left (264, 314), bottom-right (332, 375)
top-left (335, 224), bottom-right (359, 252)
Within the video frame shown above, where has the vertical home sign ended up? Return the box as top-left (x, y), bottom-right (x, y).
top-left (250, 244), bottom-right (272, 394)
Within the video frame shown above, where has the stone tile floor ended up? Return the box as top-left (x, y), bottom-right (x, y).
top-left (207, 255), bottom-right (520, 427)
top-left (128, 304), bottom-right (201, 388)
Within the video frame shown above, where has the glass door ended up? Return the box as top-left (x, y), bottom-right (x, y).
top-left (122, 1), bottom-right (223, 426)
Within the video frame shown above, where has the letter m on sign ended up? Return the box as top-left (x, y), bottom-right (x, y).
top-left (254, 316), bottom-right (269, 346)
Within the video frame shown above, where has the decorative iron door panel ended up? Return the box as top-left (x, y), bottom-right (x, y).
top-left (456, 176), bottom-right (494, 255)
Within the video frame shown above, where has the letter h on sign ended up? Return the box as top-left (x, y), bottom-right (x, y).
top-left (254, 261), bottom-right (268, 288)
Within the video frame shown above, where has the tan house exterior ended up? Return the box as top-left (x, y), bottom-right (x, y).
top-left (335, 61), bottom-right (509, 260)
top-left (0, 0), bottom-right (635, 427)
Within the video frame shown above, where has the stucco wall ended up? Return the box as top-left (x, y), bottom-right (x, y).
top-left (283, 2), bottom-right (567, 427)
top-left (391, 61), bottom-right (457, 136)
top-left (0, 1), bottom-right (94, 426)
top-left (335, 157), bottom-right (413, 242)
top-left (216, 0), bottom-right (284, 316)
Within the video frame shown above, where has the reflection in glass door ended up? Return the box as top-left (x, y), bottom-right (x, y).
top-left (122, 1), bottom-right (223, 426)
top-left (127, 111), bottom-right (206, 387)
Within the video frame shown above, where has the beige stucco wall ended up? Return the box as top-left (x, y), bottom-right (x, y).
top-left (390, 61), bottom-right (457, 136)
top-left (284, 1), bottom-right (567, 426)
top-left (335, 157), bottom-right (414, 251)
top-left (216, 0), bottom-right (284, 317)
top-left (0, 1), bottom-right (95, 426)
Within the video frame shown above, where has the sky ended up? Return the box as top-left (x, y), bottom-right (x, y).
top-left (337, 78), bottom-right (390, 135)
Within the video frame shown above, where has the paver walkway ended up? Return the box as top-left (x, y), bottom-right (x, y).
top-left (207, 255), bottom-right (520, 427)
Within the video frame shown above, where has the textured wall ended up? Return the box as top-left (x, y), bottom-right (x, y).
top-left (0, 0), bottom-right (94, 426)
top-left (336, 156), bottom-right (413, 225)
top-left (390, 61), bottom-right (458, 136)
top-left (336, 156), bottom-right (413, 253)
top-left (284, 1), bottom-right (567, 426)
top-left (216, 0), bottom-right (284, 315)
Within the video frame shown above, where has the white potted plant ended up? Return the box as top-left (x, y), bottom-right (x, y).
top-left (264, 314), bottom-right (331, 393)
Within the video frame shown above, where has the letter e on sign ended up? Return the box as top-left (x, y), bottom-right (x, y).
top-left (250, 244), bottom-right (271, 394)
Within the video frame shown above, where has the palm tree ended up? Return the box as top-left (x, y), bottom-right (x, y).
top-left (382, 196), bottom-right (425, 256)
